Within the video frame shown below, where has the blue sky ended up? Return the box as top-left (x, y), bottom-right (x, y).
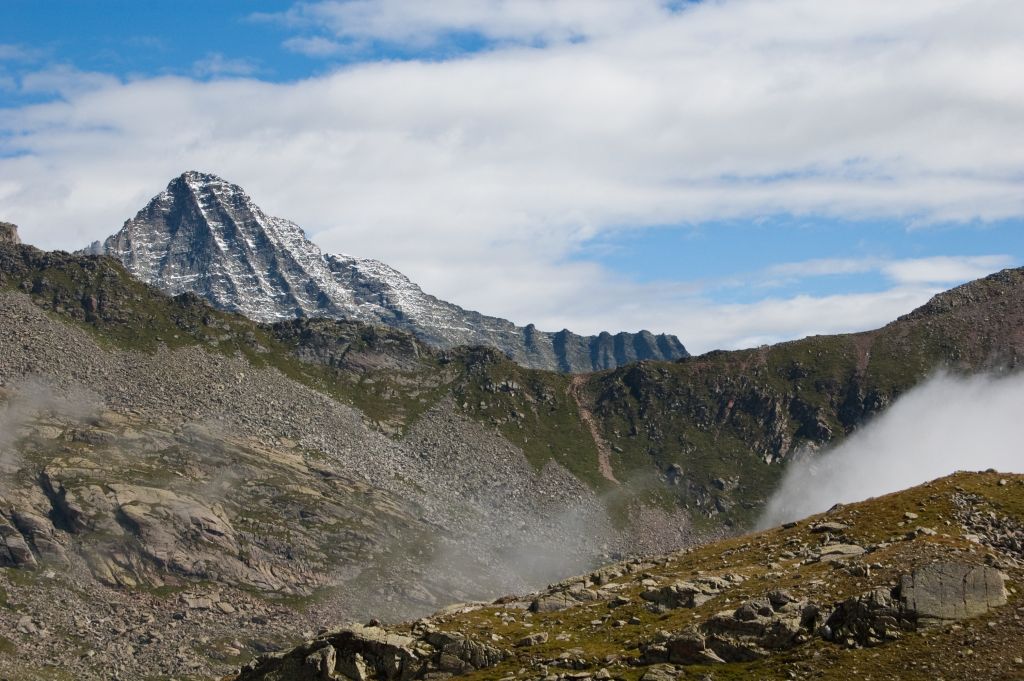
top-left (581, 218), bottom-right (1024, 302)
top-left (2, 0), bottom-right (1023, 351)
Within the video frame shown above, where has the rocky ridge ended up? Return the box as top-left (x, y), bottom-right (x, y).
top-left (82, 172), bottom-right (687, 373)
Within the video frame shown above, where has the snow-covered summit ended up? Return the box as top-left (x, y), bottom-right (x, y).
top-left (86, 172), bottom-right (688, 372)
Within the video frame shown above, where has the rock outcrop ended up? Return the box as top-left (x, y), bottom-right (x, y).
top-left (825, 562), bottom-right (1007, 646)
top-left (0, 221), bottom-right (19, 245)
top-left (236, 623), bottom-right (509, 681)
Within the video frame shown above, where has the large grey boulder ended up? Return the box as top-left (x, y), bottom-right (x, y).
top-left (899, 561), bottom-right (1007, 621)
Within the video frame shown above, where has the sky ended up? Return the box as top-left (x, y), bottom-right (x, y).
top-left (2, 0), bottom-right (1023, 353)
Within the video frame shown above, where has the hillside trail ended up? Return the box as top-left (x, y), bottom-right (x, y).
top-left (568, 375), bottom-right (620, 484)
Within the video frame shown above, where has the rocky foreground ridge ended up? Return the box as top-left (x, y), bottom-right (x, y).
top-left (83, 172), bottom-right (687, 373)
top-left (233, 471), bottom-right (1024, 681)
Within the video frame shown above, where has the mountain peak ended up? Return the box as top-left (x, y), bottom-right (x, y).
top-left (178, 169), bottom-right (226, 183)
top-left (86, 173), bottom-right (689, 372)
top-left (171, 170), bottom-right (249, 200)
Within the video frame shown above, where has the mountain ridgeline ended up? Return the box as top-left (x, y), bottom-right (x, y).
top-left (7, 225), bottom-right (1024, 526)
top-left (82, 172), bottom-right (687, 373)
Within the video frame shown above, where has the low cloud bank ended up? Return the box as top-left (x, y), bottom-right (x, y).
top-left (759, 372), bottom-right (1024, 528)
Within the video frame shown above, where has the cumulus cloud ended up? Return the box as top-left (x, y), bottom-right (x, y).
top-left (1, 0), bottom-right (1022, 348)
top-left (759, 372), bottom-right (1024, 528)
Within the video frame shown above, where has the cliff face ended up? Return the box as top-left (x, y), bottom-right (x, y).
top-left (0, 221), bottom-right (20, 245)
top-left (84, 172), bottom-right (688, 372)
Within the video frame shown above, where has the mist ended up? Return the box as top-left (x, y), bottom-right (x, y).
top-left (0, 378), bottom-right (101, 478)
top-left (759, 371), bottom-right (1024, 528)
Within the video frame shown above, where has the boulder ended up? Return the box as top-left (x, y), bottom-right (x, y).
top-left (640, 577), bottom-right (725, 609)
top-left (530, 592), bottom-right (577, 613)
top-left (425, 630), bottom-right (507, 672)
top-left (663, 632), bottom-right (724, 665)
top-left (644, 595), bottom-right (818, 667)
top-left (825, 587), bottom-right (904, 646)
top-left (640, 664), bottom-right (682, 681)
top-left (0, 516), bottom-right (36, 568)
top-left (899, 562), bottom-right (1007, 621)
top-left (515, 632), bottom-right (549, 647)
top-left (815, 544), bottom-right (865, 562)
top-left (825, 562), bottom-right (1008, 647)
top-left (810, 521), bottom-right (849, 534)
top-left (239, 624), bottom-right (428, 681)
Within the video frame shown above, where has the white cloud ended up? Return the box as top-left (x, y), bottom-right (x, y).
top-left (881, 255), bottom-right (1015, 285)
top-left (759, 372), bottom-right (1024, 527)
top-left (512, 275), bottom-right (943, 353)
top-left (17, 65), bottom-right (120, 96)
top-left (282, 36), bottom-right (350, 57)
top-left (0, 43), bottom-right (42, 62)
top-left (0, 0), bottom-right (1022, 350)
top-left (263, 0), bottom-right (669, 46)
top-left (760, 254), bottom-right (1015, 288)
top-left (192, 53), bottom-right (259, 78)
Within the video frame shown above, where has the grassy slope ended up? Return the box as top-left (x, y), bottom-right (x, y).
top-left (586, 268), bottom-right (1024, 528)
top-left (393, 471), bottom-right (1024, 681)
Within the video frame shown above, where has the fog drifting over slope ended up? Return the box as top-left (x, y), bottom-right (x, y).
top-left (759, 372), bottom-right (1024, 528)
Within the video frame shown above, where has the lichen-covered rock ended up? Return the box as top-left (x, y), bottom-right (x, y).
top-left (825, 587), bottom-right (904, 646)
top-left (642, 593), bottom-right (819, 666)
top-left (899, 562), bottom-right (1007, 621)
top-left (425, 630), bottom-right (508, 672)
top-left (815, 544), bottom-right (866, 562)
top-left (236, 624), bottom-right (508, 681)
top-left (640, 575), bottom-right (734, 610)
